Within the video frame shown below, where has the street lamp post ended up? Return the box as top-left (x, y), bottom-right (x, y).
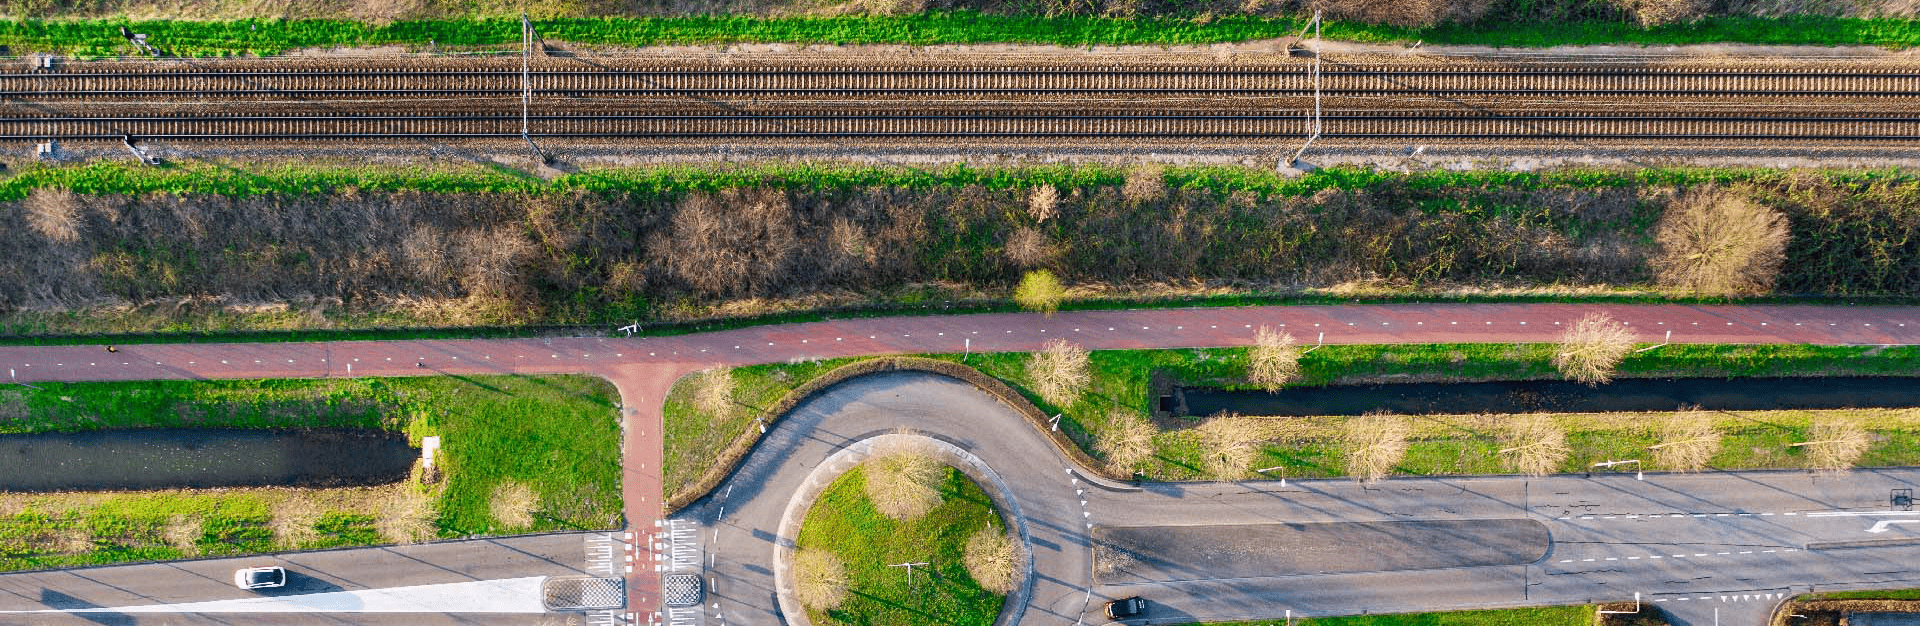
top-left (888, 561), bottom-right (930, 590)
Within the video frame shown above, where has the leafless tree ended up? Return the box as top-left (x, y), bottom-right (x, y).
top-left (693, 367), bottom-right (737, 423)
top-left (1553, 312), bottom-right (1636, 385)
top-left (792, 548), bottom-right (849, 610)
top-left (1247, 325), bottom-right (1303, 392)
top-left (1027, 185), bottom-right (1059, 222)
top-left (1097, 409), bottom-right (1157, 475)
top-left (963, 524), bottom-right (1021, 594)
top-left (864, 449), bottom-right (944, 520)
top-left (1006, 227), bottom-right (1055, 268)
top-left (1196, 413), bottom-right (1266, 480)
top-left (1028, 339), bottom-right (1090, 406)
top-left (1650, 410), bottom-right (1721, 472)
top-left (1343, 412), bottom-right (1411, 482)
top-left (1652, 186), bottom-right (1790, 295)
top-left (1500, 414), bottom-right (1570, 477)
top-left (1791, 416), bottom-right (1872, 472)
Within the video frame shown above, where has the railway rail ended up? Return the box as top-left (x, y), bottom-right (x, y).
top-left (11, 59), bottom-right (1920, 143)
top-left (9, 110), bottom-right (1920, 140)
top-left (8, 65), bottom-right (1920, 100)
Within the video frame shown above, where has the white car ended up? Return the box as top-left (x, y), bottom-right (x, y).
top-left (233, 566), bottom-right (287, 590)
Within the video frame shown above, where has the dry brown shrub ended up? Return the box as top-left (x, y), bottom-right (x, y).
top-left (1553, 312), bottom-right (1636, 385)
top-left (269, 496), bottom-right (325, 546)
top-left (1247, 325), bottom-right (1302, 392)
top-left (1196, 413), bottom-right (1266, 480)
top-left (376, 485), bottom-right (437, 544)
top-left (1122, 164), bottom-right (1167, 205)
top-left (1015, 270), bottom-right (1067, 316)
top-left (1794, 416), bottom-right (1872, 471)
top-left (23, 187), bottom-right (82, 243)
top-left (1006, 227), bottom-right (1055, 269)
top-left (489, 481), bottom-right (539, 529)
top-left (962, 525), bottom-right (1021, 594)
top-left (164, 515), bottom-right (203, 556)
top-left (792, 548), bottom-right (849, 610)
top-left (1609, 0), bottom-right (1714, 25)
top-left (694, 367), bottom-right (738, 422)
top-left (1652, 187), bottom-right (1790, 294)
top-left (826, 217), bottom-right (872, 278)
top-left (1310, 0), bottom-right (1496, 28)
top-left (1500, 414), bottom-right (1570, 477)
top-left (864, 449), bottom-right (944, 521)
top-left (1097, 409), bottom-right (1157, 474)
top-left (665, 188), bottom-right (797, 296)
top-left (1027, 185), bottom-right (1060, 222)
top-left (1027, 339), bottom-right (1091, 406)
top-left (1343, 413), bottom-right (1411, 482)
top-left (1650, 410), bottom-right (1721, 471)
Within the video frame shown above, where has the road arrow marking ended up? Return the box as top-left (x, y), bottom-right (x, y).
top-left (1866, 519), bottom-right (1920, 533)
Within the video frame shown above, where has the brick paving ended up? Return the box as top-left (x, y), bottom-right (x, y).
top-left (4, 303), bottom-right (1919, 622)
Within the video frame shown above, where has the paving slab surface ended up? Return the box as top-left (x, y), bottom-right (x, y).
top-left (1094, 519), bottom-right (1549, 583)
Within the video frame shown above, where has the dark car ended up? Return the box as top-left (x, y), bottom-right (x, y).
top-left (1105, 596), bottom-right (1147, 619)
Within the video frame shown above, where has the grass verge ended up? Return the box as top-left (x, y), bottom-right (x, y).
top-left (9, 13), bottom-right (1920, 57)
top-left (795, 464), bottom-right (1006, 626)
top-left (0, 374), bottom-right (621, 572)
top-left (663, 343), bottom-right (1920, 499)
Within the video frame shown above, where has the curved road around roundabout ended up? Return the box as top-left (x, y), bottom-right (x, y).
top-left (3, 303), bottom-right (1920, 625)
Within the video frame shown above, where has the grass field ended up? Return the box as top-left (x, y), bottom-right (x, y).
top-left (0, 374), bottom-right (622, 572)
top-left (794, 464), bottom-right (1006, 626)
top-left (662, 343), bottom-right (1920, 498)
top-left (1180, 605), bottom-right (1595, 626)
top-left (7, 13), bottom-right (1920, 57)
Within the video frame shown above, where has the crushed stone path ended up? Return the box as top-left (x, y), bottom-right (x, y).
top-left (3, 302), bottom-right (1918, 621)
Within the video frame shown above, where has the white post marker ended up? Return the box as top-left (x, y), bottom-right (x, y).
top-left (1635, 330), bottom-right (1673, 353)
top-left (1594, 459), bottom-right (1643, 481)
top-left (1302, 331), bottom-right (1325, 354)
top-left (1598, 593), bottom-right (1642, 614)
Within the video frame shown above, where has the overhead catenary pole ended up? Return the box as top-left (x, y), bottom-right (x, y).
top-left (521, 13), bottom-right (546, 164)
top-left (1286, 11), bottom-right (1323, 168)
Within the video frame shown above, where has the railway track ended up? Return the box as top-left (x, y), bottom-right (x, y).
top-left (9, 110), bottom-right (1920, 140)
top-left (11, 59), bottom-right (1920, 143)
top-left (8, 65), bottom-right (1920, 100)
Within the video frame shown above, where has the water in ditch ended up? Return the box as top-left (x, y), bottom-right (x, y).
top-left (1170, 376), bottom-right (1920, 417)
top-left (0, 428), bottom-right (418, 492)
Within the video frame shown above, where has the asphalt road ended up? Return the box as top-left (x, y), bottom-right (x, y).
top-left (0, 533), bottom-right (603, 626)
top-left (680, 372), bottom-right (1920, 626)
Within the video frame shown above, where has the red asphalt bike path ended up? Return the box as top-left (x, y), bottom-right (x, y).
top-left (4, 303), bottom-right (1919, 621)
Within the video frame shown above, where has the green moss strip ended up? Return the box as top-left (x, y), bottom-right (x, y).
top-left (11, 13), bottom-right (1920, 57)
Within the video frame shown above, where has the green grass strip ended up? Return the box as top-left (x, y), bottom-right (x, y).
top-left (7, 159), bottom-right (1917, 202)
top-left (9, 12), bottom-right (1920, 57)
top-left (1181, 605), bottom-right (1595, 626)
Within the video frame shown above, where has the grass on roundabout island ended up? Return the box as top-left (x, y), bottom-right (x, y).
top-left (795, 464), bottom-right (1007, 626)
